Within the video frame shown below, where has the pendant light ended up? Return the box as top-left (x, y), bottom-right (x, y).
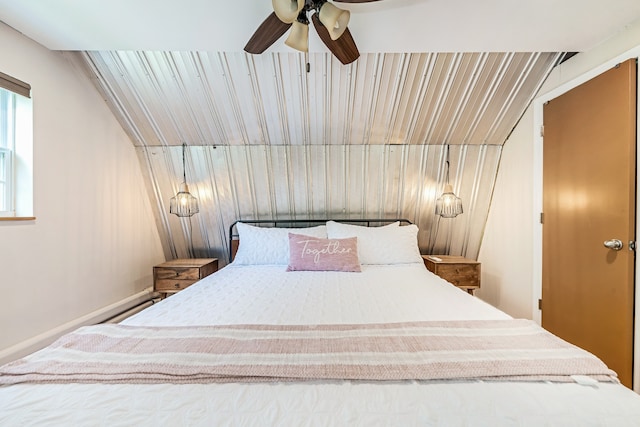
top-left (435, 145), bottom-right (463, 218)
top-left (170, 143), bottom-right (199, 217)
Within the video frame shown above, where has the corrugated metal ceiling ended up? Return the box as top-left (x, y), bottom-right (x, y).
top-left (79, 51), bottom-right (560, 147)
top-left (71, 51), bottom-right (561, 264)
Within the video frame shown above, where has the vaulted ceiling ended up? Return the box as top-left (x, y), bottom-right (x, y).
top-left (2, 1), bottom-right (640, 263)
top-left (78, 51), bottom-right (560, 147)
top-left (64, 50), bottom-right (559, 262)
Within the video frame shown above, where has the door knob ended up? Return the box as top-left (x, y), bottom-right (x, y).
top-left (603, 239), bottom-right (623, 251)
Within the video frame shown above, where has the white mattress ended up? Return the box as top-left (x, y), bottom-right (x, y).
top-left (2, 263), bottom-right (640, 426)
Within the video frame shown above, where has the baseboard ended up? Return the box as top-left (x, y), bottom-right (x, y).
top-left (0, 288), bottom-right (155, 366)
top-left (101, 299), bottom-right (157, 323)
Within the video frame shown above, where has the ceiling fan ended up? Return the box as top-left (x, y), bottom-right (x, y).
top-left (244, 0), bottom-right (381, 65)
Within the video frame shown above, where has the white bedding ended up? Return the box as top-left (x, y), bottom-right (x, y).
top-left (122, 263), bottom-right (510, 327)
top-left (2, 263), bottom-right (640, 426)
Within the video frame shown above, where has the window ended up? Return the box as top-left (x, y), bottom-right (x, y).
top-left (0, 147), bottom-right (12, 214)
top-left (0, 89), bottom-right (15, 215)
top-left (0, 71), bottom-right (32, 218)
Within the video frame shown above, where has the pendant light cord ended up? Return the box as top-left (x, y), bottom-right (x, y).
top-left (182, 143), bottom-right (187, 184)
top-left (445, 145), bottom-right (450, 185)
top-left (189, 215), bottom-right (195, 257)
top-left (183, 143), bottom-right (195, 257)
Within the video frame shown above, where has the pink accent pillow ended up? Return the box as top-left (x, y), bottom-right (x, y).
top-left (286, 233), bottom-right (361, 272)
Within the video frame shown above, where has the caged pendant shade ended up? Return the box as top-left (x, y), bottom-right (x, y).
top-left (170, 144), bottom-right (199, 217)
top-left (435, 146), bottom-right (463, 218)
top-left (435, 184), bottom-right (463, 218)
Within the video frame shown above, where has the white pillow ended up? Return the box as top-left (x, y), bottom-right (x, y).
top-left (233, 222), bottom-right (328, 265)
top-left (326, 221), bottom-right (422, 265)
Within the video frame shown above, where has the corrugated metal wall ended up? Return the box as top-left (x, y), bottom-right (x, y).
top-left (73, 51), bottom-right (561, 265)
top-left (137, 144), bottom-right (500, 263)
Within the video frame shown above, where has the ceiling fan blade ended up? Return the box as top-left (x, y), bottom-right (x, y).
top-left (311, 14), bottom-right (360, 65)
top-left (244, 12), bottom-right (292, 54)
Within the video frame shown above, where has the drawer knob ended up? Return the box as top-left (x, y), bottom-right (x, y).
top-left (176, 272), bottom-right (180, 277)
top-left (174, 283), bottom-right (180, 289)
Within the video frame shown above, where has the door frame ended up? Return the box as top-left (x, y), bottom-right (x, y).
top-left (532, 51), bottom-right (640, 392)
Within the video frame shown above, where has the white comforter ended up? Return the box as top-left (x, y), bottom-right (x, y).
top-left (2, 263), bottom-right (640, 426)
top-left (123, 263), bottom-right (510, 327)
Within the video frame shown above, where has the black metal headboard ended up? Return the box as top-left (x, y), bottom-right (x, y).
top-left (228, 218), bottom-right (412, 262)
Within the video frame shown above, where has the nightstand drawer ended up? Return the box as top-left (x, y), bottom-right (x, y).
top-left (153, 258), bottom-right (218, 297)
top-left (433, 264), bottom-right (479, 288)
top-left (423, 255), bottom-right (481, 294)
top-left (154, 279), bottom-right (196, 292)
top-left (154, 267), bottom-right (201, 281)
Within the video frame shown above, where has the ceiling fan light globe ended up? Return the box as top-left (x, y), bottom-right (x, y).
top-left (285, 21), bottom-right (309, 52)
top-left (272, 0), bottom-right (305, 23)
top-left (319, 2), bottom-right (350, 40)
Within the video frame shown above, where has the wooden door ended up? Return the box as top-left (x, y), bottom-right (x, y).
top-left (542, 59), bottom-right (637, 388)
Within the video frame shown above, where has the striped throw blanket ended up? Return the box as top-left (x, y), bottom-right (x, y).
top-left (0, 319), bottom-right (618, 385)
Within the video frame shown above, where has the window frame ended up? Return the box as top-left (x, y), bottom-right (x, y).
top-left (0, 71), bottom-right (32, 219)
top-left (0, 147), bottom-right (13, 216)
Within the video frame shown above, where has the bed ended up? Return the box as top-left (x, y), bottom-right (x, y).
top-left (1, 219), bottom-right (640, 426)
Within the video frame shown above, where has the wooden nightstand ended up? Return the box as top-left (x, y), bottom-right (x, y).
top-left (422, 255), bottom-right (481, 294)
top-left (153, 258), bottom-right (218, 298)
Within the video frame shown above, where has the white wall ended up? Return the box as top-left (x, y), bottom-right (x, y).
top-left (475, 114), bottom-right (535, 318)
top-left (0, 23), bottom-right (164, 358)
top-left (478, 18), bottom-right (640, 321)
